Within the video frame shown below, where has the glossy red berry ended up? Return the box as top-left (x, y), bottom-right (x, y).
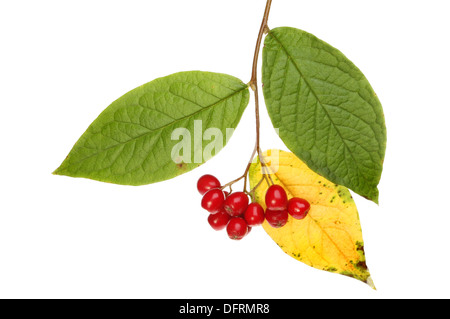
top-left (226, 217), bottom-right (248, 240)
top-left (224, 192), bottom-right (249, 217)
top-left (246, 226), bottom-right (252, 236)
top-left (287, 197), bottom-right (310, 220)
top-left (197, 174), bottom-right (221, 195)
top-left (244, 203), bottom-right (265, 227)
top-left (265, 208), bottom-right (289, 228)
top-left (208, 209), bottom-right (231, 231)
top-left (265, 185), bottom-right (288, 211)
top-left (201, 189), bottom-right (225, 214)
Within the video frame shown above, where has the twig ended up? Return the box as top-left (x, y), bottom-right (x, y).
top-left (221, 0), bottom-right (274, 195)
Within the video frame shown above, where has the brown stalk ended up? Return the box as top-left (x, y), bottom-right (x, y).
top-left (222, 0), bottom-right (274, 194)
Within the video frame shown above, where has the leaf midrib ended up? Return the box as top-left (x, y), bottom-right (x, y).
top-left (266, 30), bottom-right (371, 187)
top-left (257, 156), bottom-right (359, 274)
top-left (60, 85), bottom-right (248, 170)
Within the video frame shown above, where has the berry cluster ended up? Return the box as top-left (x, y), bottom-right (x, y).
top-left (197, 174), bottom-right (311, 240)
top-left (198, 174), bottom-right (263, 240)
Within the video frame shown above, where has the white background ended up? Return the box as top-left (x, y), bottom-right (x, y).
top-left (1, 0), bottom-right (449, 299)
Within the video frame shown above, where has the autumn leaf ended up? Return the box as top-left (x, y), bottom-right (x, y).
top-left (249, 150), bottom-right (375, 288)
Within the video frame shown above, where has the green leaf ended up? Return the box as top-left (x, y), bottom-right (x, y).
top-left (54, 71), bottom-right (250, 185)
top-left (262, 27), bottom-right (386, 203)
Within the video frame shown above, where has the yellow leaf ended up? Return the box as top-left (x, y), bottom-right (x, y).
top-left (249, 150), bottom-right (375, 289)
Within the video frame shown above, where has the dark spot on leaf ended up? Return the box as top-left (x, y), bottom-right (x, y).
top-left (340, 271), bottom-right (356, 279)
top-left (355, 260), bottom-right (368, 271)
top-left (353, 242), bottom-right (368, 271)
top-left (356, 241), bottom-right (365, 253)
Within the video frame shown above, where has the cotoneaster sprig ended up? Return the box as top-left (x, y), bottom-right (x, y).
top-left (54, 0), bottom-right (386, 288)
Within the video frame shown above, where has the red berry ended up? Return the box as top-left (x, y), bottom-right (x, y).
top-left (287, 197), bottom-right (310, 220)
top-left (208, 209), bottom-right (231, 231)
top-left (226, 217), bottom-right (248, 240)
top-left (246, 226), bottom-right (252, 236)
top-left (201, 189), bottom-right (225, 214)
top-left (265, 208), bottom-right (289, 228)
top-left (224, 192), bottom-right (249, 217)
top-left (244, 203), bottom-right (265, 227)
top-left (197, 174), bottom-right (221, 195)
top-left (265, 185), bottom-right (288, 211)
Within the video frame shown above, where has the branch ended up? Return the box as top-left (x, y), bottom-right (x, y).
top-left (250, 0), bottom-right (274, 186)
top-left (250, 0), bottom-right (273, 86)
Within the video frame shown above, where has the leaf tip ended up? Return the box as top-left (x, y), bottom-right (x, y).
top-left (372, 195), bottom-right (379, 206)
top-left (366, 276), bottom-right (377, 290)
top-left (52, 160), bottom-right (69, 177)
top-left (360, 187), bottom-right (379, 205)
top-left (52, 167), bottom-right (64, 176)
